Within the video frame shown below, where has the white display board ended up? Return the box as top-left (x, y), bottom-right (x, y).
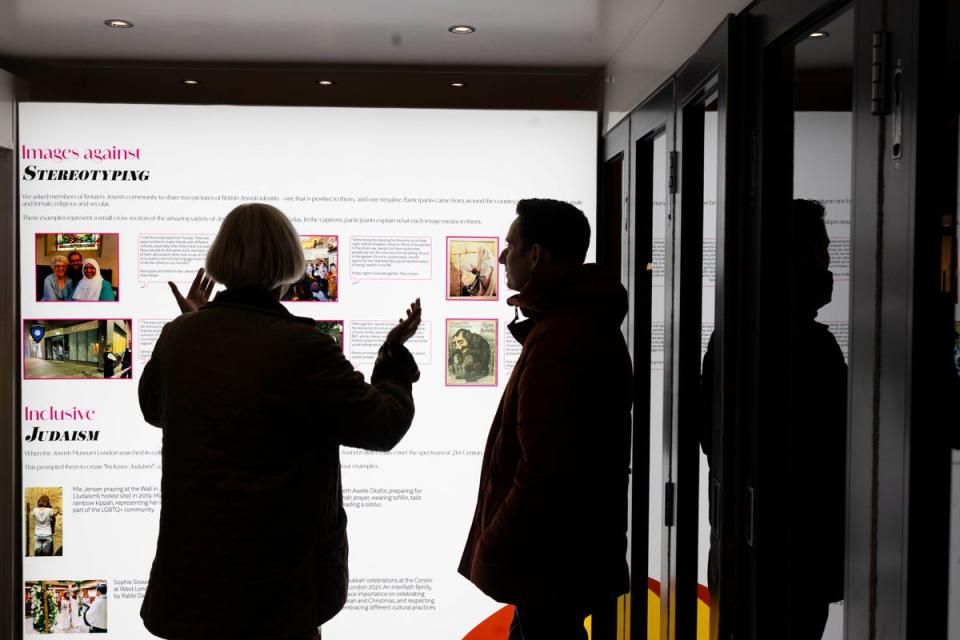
top-left (18, 103), bottom-right (597, 638)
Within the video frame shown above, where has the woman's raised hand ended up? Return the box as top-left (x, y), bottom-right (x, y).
top-left (386, 298), bottom-right (422, 344)
top-left (169, 268), bottom-right (216, 314)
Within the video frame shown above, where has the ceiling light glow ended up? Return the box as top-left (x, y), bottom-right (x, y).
top-left (449, 82), bottom-right (466, 88)
top-left (808, 31), bottom-right (830, 39)
top-left (182, 79), bottom-right (200, 86)
top-left (104, 19), bottom-right (134, 28)
top-left (316, 80), bottom-right (336, 86)
top-left (449, 25), bottom-right (476, 34)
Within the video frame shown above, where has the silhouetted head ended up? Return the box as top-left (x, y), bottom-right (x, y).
top-left (37, 495), bottom-right (51, 508)
top-left (792, 199), bottom-right (833, 316)
top-left (206, 203), bottom-right (304, 292)
top-left (500, 198), bottom-right (591, 291)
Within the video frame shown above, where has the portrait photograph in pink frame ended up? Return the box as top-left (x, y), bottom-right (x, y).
top-left (35, 233), bottom-right (120, 303)
top-left (23, 319), bottom-right (133, 380)
top-left (282, 235), bottom-right (339, 303)
top-left (446, 236), bottom-right (499, 301)
top-left (314, 320), bottom-right (345, 352)
top-left (445, 318), bottom-right (498, 387)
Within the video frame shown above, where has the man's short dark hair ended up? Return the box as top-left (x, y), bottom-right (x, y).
top-left (792, 199), bottom-right (826, 249)
top-left (67, 251), bottom-right (82, 262)
top-left (514, 198), bottom-right (591, 264)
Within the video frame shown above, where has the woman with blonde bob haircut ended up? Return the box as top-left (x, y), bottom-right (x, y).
top-left (139, 203), bottom-right (422, 640)
top-left (204, 203), bottom-right (305, 292)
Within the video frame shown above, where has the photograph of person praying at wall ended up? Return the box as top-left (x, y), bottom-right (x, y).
top-left (25, 487), bottom-right (63, 557)
top-left (447, 238), bottom-right (498, 300)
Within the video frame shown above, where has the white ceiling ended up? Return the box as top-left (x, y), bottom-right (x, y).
top-left (0, 0), bottom-right (746, 68)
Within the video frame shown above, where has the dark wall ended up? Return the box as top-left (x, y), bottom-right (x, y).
top-left (0, 60), bottom-right (603, 110)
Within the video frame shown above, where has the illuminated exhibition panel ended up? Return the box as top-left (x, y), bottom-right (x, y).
top-left (18, 104), bottom-right (596, 638)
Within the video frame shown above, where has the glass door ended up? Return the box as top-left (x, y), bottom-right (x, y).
top-left (741, 0), bottom-right (880, 637)
top-left (670, 17), bottom-right (738, 640)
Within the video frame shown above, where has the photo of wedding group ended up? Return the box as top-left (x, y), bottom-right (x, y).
top-left (24, 580), bottom-right (107, 634)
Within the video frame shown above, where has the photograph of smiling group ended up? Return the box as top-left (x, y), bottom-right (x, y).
top-left (34, 234), bottom-right (119, 302)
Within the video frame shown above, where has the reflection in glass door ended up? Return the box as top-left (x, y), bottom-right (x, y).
top-left (789, 8), bottom-right (854, 638)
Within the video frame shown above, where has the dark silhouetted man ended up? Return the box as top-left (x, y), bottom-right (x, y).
top-left (459, 198), bottom-right (632, 639)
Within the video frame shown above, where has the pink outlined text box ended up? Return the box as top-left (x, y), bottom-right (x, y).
top-left (348, 236), bottom-right (432, 284)
top-left (347, 320), bottom-right (431, 365)
top-left (137, 318), bottom-right (172, 363)
top-left (138, 232), bottom-right (215, 288)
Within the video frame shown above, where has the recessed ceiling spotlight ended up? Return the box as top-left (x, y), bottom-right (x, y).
top-left (104, 19), bottom-right (134, 29)
top-left (316, 80), bottom-right (336, 86)
top-left (449, 25), bottom-right (476, 34)
top-left (808, 31), bottom-right (830, 39)
top-left (449, 82), bottom-right (466, 88)
top-left (182, 79), bottom-right (200, 86)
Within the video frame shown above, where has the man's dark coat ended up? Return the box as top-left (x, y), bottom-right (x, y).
top-left (459, 263), bottom-right (633, 610)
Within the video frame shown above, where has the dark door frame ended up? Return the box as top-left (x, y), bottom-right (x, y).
top-left (628, 79), bottom-right (675, 640)
top-left (887, 0), bottom-right (957, 637)
top-left (596, 116), bottom-right (630, 640)
top-left (0, 143), bottom-right (18, 640)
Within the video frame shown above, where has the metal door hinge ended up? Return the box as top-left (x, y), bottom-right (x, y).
top-left (871, 32), bottom-right (886, 115)
top-left (941, 214), bottom-right (957, 297)
top-left (709, 477), bottom-right (721, 529)
top-left (624, 194), bottom-right (631, 231)
top-left (668, 151), bottom-right (678, 195)
top-left (664, 482), bottom-right (676, 527)
top-left (891, 60), bottom-right (904, 159)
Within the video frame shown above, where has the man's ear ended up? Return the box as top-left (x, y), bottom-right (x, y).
top-left (529, 243), bottom-right (542, 270)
